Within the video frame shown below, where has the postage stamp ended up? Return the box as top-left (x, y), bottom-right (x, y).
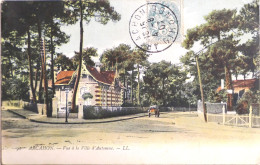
top-left (129, 0), bottom-right (183, 53)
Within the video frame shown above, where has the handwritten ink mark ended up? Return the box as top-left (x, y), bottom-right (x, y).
top-left (65, 140), bottom-right (72, 144)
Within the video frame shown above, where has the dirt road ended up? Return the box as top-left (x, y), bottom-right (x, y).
top-left (2, 110), bottom-right (260, 164)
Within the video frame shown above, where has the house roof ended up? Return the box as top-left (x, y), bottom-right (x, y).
top-left (86, 66), bottom-right (115, 84)
top-left (55, 66), bottom-right (116, 85)
top-left (233, 79), bottom-right (257, 88)
top-left (217, 79), bottom-right (258, 92)
top-left (100, 71), bottom-right (116, 84)
top-left (55, 71), bottom-right (75, 85)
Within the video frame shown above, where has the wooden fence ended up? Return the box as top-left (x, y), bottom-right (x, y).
top-left (206, 106), bottom-right (260, 128)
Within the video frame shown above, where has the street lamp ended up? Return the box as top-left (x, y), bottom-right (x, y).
top-left (65, 88), bottom-right (69, 123)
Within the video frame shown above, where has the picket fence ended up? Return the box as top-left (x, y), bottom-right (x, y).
top-left (198, 102), bottom-right (260, 128)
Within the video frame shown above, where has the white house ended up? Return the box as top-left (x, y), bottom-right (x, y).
top-left (54, 62), bottom-right (124, 113)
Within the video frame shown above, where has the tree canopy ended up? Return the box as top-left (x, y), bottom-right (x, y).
top-left (181, 0), bottom-right (259, 108)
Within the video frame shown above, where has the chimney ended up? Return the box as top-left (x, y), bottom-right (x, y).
top-left (54, 65), bottom-right (62, 82)
top-left (95, 62), bottom-right (102, 73)
top-left (221, 79), bottom-right (224, 89)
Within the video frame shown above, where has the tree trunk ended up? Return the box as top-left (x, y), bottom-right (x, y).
top-left (123, 69), bottom-right (126, 104)
top-left (27, 29), bottom-right (37, 103)
top-left (8, 55), bottom-right (13, 78)
top-left (38, 67), bottom-right (43, 102)
top-left (50, 21), bottom-right (55, 96)
top-left (162, 78), bottom-right (165, 106)
top-left (37, 21), bottom-right (44, 103)
top-left (235, 71), bottom-right (238, 80)
top-left (71, 0), bottom-right (83, 112)
top-left (137, 64), bottom-right (140, 106)
top-left (42, 38), bottom-right (51, 117)
top-left (131, 69), bottom-right (133, 104)
top-left (34, 62), bottom-right (40, 98)
top-left (225, 65), bottom-right (233, 111)
top-left (49, 20), bottom-right (55, 115)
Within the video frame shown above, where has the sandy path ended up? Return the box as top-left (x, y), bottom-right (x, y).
top-left (2, 111), bottom-right (260, 164)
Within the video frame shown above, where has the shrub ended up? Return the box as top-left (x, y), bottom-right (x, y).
top-left (83, 106), bottom-right (144, 119)
top-left (236, 90), bottom-right (259, 114)
top-left (83, 106), bottom-right (98, 119)
top-left (23, 103), bottom-right (37, 113)
top-left (82, 92), bottom-right (93, 100)
top-left (208, 89), bottom-right (227, 103)
top-left (238, 90), bottom-right (258, 105)
top-left (236, 100), bottom-right (249, 114)
top-left (2, 78), bottom-right (29, 101)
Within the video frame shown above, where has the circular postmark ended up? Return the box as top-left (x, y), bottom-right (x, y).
top-left (129, 3), bottom-right (179, 53)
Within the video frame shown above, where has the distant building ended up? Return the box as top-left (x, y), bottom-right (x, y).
top-left (217, 78), bottom-right (259, 102)
top-left (54, 62), bottom-right (124, 109)
top-left (217, 79), bottom-right (258, 93)
top-left (232, 79), bottom-right (259, 93)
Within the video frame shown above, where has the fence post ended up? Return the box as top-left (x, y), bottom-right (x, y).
top-left (249, 105), bottom-right (252, 128)
top-left (235, 113), bottom-right (238, 126)
top-left (222, 105), bottom-right (225, 125)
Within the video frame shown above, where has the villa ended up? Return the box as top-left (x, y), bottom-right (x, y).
top-left (54, 62), bottom-right (124, 111)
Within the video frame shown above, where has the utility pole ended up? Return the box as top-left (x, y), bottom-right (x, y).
top-left (41, 37), bottom-right (50, 117)
top-left (195, 55), bottom-right (207, 122)
top-left (193, 40), bottom-right (222, 122)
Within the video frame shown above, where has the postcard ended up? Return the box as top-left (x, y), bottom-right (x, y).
top-left (1, 0), bottom-right (260, 164)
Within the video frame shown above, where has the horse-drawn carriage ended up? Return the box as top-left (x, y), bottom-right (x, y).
top-left (148, 105), bottom-right (160, 117)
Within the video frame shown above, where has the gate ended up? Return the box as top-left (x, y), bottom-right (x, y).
top-left (206, 105), bottom-right (260, 128)
top-left (224, 114), bottom-right (249, 127)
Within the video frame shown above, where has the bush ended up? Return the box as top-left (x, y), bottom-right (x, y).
top-left (23, 103), bottom-right (37, 113)
top-left (70, 105), bottom-right (78, 113)
top-left (83, 106), bottom-right (98, 119)
top-left (238, 90), bottom-right (258, 105)
top-left (236, 90), bottom-right (259, 114)
top-left (2, 78), bottom-right (29, 101)
top-left (236, 100), bottom-right (249, 114)
top-left (83, 106), bottom-right (144, 119)
top-left (121, 102), bottom-right (138, 107)
top-left (82, 92), bottom-right (93, 100)
top-left (208, 89), bottom-right (227, 103)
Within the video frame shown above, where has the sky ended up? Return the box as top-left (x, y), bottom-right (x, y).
top-left (57, 0), bottom-right (252, 64)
